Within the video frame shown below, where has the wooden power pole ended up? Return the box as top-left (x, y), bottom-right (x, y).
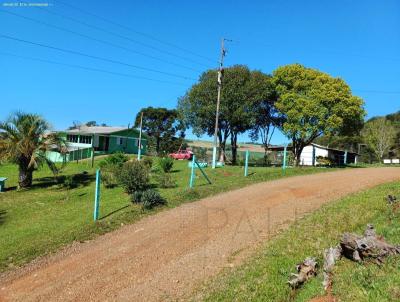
top-left (212, 38), bottom-right (227, 169)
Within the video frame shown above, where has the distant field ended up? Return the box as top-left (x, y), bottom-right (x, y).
top-left (186, 139), bottom-right (266, 153)
top-left (0, 156), bottom-right (331, 272)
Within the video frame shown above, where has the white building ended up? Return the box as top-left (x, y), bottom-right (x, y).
top-left (268, 143), bottom-right (359, 166)
top-left (300, 143), bottom-right (358, 166)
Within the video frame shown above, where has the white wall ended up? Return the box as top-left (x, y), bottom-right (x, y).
top-left (300, 145), bottom-right (329, 166)
top-left (300, 145), bottom-right (314, 166)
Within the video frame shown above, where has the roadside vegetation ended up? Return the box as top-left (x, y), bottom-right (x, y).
top-left (0, 156), bottom-right (333, 272)
top-left (196, 181), bottom-right (400, 302)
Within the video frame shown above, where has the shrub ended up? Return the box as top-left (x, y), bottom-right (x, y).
top-left (99, 152), bottom-right (128, 169)
top-left (101, 164), bottom-right (119, 188)
top-left (158, 157), bottom-right (174, 173)
top-left (156, 172), bottom-right (176, 188)
top-left (131, 190), bottom-right (143, 203)
top-left (142, 157), bottom-right (153, 169)
top-left (141, 189), bottom-right (166, 210)
top-left (117, 161), bottom-right (149, 194)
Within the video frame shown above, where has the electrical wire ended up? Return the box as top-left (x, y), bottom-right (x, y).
top-left (34, 6), bottom-right (214, 68)
top-left (0, 9), bottom-right (203, 73)
top-left (54, 0), bottom-right (216, 64)
top-left (0, 34), bottom-right (197, 81)
top-left (0, 51), bottom-right (188, 86)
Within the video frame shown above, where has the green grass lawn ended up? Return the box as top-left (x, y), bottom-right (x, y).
top-left (0, 156), bottom-right (334, 273)
top-left (196, 181), bottom-right (400, 302)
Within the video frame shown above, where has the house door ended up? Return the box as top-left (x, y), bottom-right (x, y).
top-left (104, 136), bottom-right (110, 151)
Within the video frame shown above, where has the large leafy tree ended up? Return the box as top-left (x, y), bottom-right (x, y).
top-left (134, 107), bottom-right (185, 155)
top-left (362, 118), bottom-right (396, 161)
top-left (273, 64), bottom-right (365, 165)
top-left (0, 112), bottom-right (66, 188)
top-left (179, 65), bottom-right (271, 164)
top-left (248, 71), bottom-right (281, 159)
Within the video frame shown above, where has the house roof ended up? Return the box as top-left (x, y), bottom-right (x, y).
top-left (310, 143), bottom-right (358, 155)
top-left (66, 126), bottom-right (128, 135)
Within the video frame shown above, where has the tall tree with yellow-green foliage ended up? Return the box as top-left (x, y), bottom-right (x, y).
top-left (273, 64), bottom-right (365, 165)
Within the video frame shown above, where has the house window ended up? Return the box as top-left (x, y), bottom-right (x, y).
top-left (67, 134), bottom-right (79, 143)
top-left (117, 137), bottom-right (124, 145)
top-left (80, 135), bottom-right (92, 144)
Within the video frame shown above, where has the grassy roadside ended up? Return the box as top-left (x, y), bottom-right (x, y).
top-left (0, 157), bottom-right (334, 273)
top-left (196, 181), bottom-right (400, 302)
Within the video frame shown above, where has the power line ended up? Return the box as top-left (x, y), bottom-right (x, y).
top-left (0, 9), bottom-right (203, 73)
top-left (54, 0), bottom-right (216, 64)
top-left (0, 34), bottom-right (197, 81)
top-left (34, 6), bottom-right (213, 68)
top-left (232, 39), bottom-right (400, 63)
top-left (0, 51), bottom-right (188, 86)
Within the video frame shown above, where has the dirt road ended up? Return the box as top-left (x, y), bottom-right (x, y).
top-left (1, 168), bottom-right (399, 301)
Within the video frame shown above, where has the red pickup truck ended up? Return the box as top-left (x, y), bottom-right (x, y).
top-left (169, 149), bottom-right (193, 160)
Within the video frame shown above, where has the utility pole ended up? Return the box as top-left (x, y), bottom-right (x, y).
top-left (212, 38), bottom-right (227, 169)
top-left (137, 111), bottom-right (143, 161)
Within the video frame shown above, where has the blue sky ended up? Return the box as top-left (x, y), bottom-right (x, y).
top-left (1, 0), bottom-right (399, 145)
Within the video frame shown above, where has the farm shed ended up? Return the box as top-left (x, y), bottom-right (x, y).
top-left (268, 143), bottom-right (358, 166)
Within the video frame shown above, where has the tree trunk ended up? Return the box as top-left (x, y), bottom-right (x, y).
top-left (217, 129), bottom-right (229, 163)
top-left (219, 141), bottom-right (226, 163)
top-left (231, 132), bottom-right (238, 165)
top-left (288, 257), bottom-right (317, 288)
top-left (293, 143), bottom-right (304, 167)
top-left (18, 165), bottom-right (33, 188)
top-left (156, 136), bottom-right (161, 155)
top-left (340, 224), bottom-right (400, 263)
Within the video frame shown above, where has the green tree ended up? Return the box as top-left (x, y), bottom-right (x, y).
top-left (386, 111), bottom-right (400, 157)
top-left (273, 64), bottom-right (365, 165)
top-left (179, 65), bottom-right (271, 164)
top-left (248, 72), bottom-right (281, 160)
top-left (134, 107), bottom-right (185, 155)
top-left (0, 112), bottom-right (66, 188)
top-left (85, 121), bottom-right (98, 127)
top-left (362, 118), bottom-right (396, 161)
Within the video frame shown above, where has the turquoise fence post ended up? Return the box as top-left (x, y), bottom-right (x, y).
top-left (137, 145), bottom-right (142, 161)
top-left (195, 159), bottom-right (212, 184)
top-left (91, 147), bottom-right (95, 168)
top-left (244, 150), bottom-right (249, 177)
top-left (93, 169), bottom-right (101, 221)
top-left (189, 155), bottom-right (196, 188)
top-left (282, 146), bottom-right (287, 174)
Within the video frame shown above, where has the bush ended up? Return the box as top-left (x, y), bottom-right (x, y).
top-left (156, 172), bottom-right (176, 188)
top-left (142, 157), bottom-right (153, 169)
top-left (117, 161), bottom-right (149, 194)
top-left (99, 152), bottom-right (128, 169)
top-left (141, 189), bottom-right (166, 210)
top-left (158, 157), bottom-right (174, 173)
top-left (131, 190), bottom-right (143, 203)
top-left (101, 164), bottom-right (119, 188)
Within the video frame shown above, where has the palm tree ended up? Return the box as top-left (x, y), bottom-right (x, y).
top-left (0, 112), bottom-right (66, 188)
